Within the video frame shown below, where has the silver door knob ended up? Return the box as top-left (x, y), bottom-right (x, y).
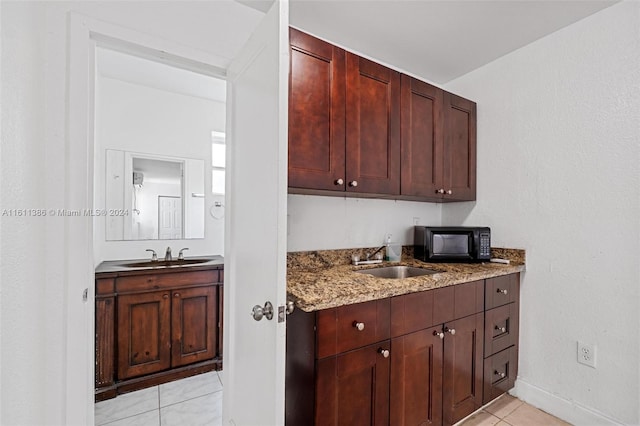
top-left (251, 301), bottom-right (274, 321)
top-left (353, 321), bottom-right (365, 331)
top-left (445, 327), bottom-right (456, 335)
top-left (335, 178), bottom-right (344, 186)
top-left (286, 300), bottom-right (295, 315)
top-left (349, 180), bottom-right (358, 187)
top-left (495, 325), bottom-right (507, 333)
top-left (378, 348), bottom-right (390, 358)
top-left (433, 330), bottom-right (445, 339)
top-left (497, 288), bottom-right (508, 295)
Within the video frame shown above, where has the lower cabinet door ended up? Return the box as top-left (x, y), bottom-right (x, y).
top-left (171, 286), bottom-right (217, 367)
top-left (117, 291), bottom-right (172, 380)
top-left (442, 313), bottom-right (484, 425)
top-left (390, 327), bottom-right (443, 426)
top-left (483, 346), bottom-right (517, 404)
top-left (316, 342), bottom-right (390, 426)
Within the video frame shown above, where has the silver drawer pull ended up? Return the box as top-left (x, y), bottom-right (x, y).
top-left (433, 330), bottom-right (445, 339)
top-left (353, 321), bottom-right (365, 331)
top-left (495, 325), bottom-right (507, 333)
top-left (494, 370), bottom-right (506, 378)
top-left (378, 348), bottom-right (390, 358)
top-left (497, 288), bottom-right (508, 295)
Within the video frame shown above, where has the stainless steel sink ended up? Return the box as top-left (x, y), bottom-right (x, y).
top-left (355, 266), bottom-right (439, 279)
top-left (123, 258), bottom-right (212, 268)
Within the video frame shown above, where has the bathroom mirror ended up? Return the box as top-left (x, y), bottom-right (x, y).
top-left (105, 149), bottom-right (205, 240)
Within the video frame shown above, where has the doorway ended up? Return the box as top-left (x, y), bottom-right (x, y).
top-left (93, 44), bottom-right (227, 425)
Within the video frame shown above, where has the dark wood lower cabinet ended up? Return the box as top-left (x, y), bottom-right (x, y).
top-left (442, 313), bottom-right (484, 425)
top-left (95, 266), bottom-right (223, 401)
top-left (316, 342), bottom-right (391, 426)
top-left (390, 326), bottom-right (443, 426)
top-left (285, 273), bottom-right (520, 426)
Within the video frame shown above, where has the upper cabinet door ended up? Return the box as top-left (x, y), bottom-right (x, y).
top-left (288, 28), bottom-right (346, 191)
top-left (443, 92), bottom-right (477, 201)
top-left (400, 75), bottom-right (444, 199)
top-left (346, 53), bottom-right (401, 195)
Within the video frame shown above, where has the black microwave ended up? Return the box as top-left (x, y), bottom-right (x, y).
top-left (414, 226), bottom-right (491, 262)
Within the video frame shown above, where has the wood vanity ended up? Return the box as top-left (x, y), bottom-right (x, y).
top-left (94, 256), bottom-right (224, 402)
top-left (285, 249), bottom-right (523, 426)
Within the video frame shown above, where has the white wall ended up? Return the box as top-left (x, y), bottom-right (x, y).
top-left (287, 195), bottom-right (441, 251)
top-left (444, 2), bottom-right (640, 424)
top-left (0, 1), bottom-right (263, 424)
top-left (94, 76), bottom-right (225, 262)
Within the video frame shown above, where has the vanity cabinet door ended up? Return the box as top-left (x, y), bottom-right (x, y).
top-left (171, 286), bottom-right (217, 367)
top-left (117, 291), bottom-right (171, 380)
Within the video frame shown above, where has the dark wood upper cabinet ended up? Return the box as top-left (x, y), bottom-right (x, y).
top-left (443, 92), bottom-right (477, 201)
top-left (345, 53), bottom-right (401, 195)
top-left (400, 74), bottom-right (444, 198)
top-left (288, 28), bottom-right (346, 191)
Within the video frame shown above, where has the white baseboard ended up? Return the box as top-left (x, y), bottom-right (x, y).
top-left (511, 378), bottom-right (624, 426)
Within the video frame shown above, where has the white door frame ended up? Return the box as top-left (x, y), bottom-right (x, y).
top-left (67, 13), bottom-right (228, 424)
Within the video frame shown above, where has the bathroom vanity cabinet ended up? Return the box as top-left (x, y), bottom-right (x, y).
top-left (94, 260), bottom-right (223, 401)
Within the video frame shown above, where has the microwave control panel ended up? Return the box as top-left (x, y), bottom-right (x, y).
top-left (479, 232), bottom-right (491, 258)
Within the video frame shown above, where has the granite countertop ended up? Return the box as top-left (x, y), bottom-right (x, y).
top-left (287, 247), bottom-right (525, 312)
top-left (95, 255), bottom-right (224, 277)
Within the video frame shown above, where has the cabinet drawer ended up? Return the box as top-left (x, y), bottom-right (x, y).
top-left (391, 290), bottom-right (434, 337)
top-left (433, 280), bottom-right (484, 325)
top-left (485, 273), bottom-right (519, 310)
top-left (484, 303), bottom-right (519, 357)
top-left (483, 346), bottom-right (517, 404)
top-left (116, 270), bottom-right (219, 293)
top-left (317, 299), bottom-right (390, 358)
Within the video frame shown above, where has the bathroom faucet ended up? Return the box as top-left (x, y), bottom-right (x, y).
top-left (164, 247), bottom-right (172, 262)
top-left (178, 248), bottom-right (189, 260)
top-left (146, 249), bottom-right (158, 262)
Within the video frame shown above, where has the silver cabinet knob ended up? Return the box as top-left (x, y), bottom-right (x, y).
top-left (335, 178), bottom-right (344, 186)
top-left (497, 288), bottom-right (508, 295)
top-left (251, 301), bottom-right (274, 321)
top-left (353, 321), bottom-right (365, 331)
top-left (174, 293), bottom-right (180, 298)
top-left (378, 348), bottom-right (390, 358)
top-left (433, 330), bottom-right (445, 339)
top-left (445, 327), bottom-right (456, 335)
top-left (163, 294), bottom-right (169, 299)
top-left (494, 370), bottom-right (506, 378)
top-left (349, 180), bottom-right (358, 187)
top-left (446, 190), bottom-right (452, 195)
top-left (436, 189), bottom-right (445, 194)
top-left (495, 325), bottom-right (507, 333)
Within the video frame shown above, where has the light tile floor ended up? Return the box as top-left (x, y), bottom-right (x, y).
top-left (96, 374), bottom-right (570, 426)
top-left (95, 371), bottom-right (223, 426)
top-left (457, 394), bottom-right (572, 426)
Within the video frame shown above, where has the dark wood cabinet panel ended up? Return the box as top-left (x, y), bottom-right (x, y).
top-left (400, 75), bottom-right (444, 199)
top-left (443, 92), bottom-right (477, 201)
top-left (391, 289), bottom-right (435, 337)
top-left (485, 273), bottom-right (519, 309)
top-left (346, 53), bottom-right (401, 195)
top-left (117, 291), bottom-right (172, 380)
top-left (95, 297), bottom-right (115, 390)
top-left (442, 313), bottom-right (484, 426)
top-left (484, 303), bottom-right (519, 357)
top-left (391, 327), bottom-right (443, 426)
top-left (171, 286), bottom-right (217, 367)
top-left (316, 342), bottom-right (390, 426)
top-left (289, 28), bottom-right (346, 191)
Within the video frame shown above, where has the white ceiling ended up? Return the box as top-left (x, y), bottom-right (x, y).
top-left (289, 0), bottom-right (618, 84)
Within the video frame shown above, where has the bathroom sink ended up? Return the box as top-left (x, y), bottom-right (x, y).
top-left (123, 258), bottom-right (212, 268)
top-left (355, 266), bottom-right (439, 279)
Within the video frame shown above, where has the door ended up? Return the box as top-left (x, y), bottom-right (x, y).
top-left (345, 53), bottom-right (400, 195)
top-left (316, 342), bottom-right (391, 426)
top-left (223, 1), bottom-right (289, 424)
top-left (171, 286), bottom-right (217, 367)
top-left (390, 326), bottom-right (444, 426)
top-left (117, 291), bottom-right (171, 380)
top-left (288, 28), bottom-right (346, 191)
top-left (443, 92), bottom-right (476, 201)
top-left (158, 196), bottom-right (182, 239)
top-left (442, 313), bottom-right (484, 425)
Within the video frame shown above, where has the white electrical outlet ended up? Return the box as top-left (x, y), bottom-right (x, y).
top-left (577, 341), bottom-right (597, 368)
